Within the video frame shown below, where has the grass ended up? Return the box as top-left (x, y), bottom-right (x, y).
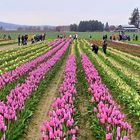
top-left (123, 40), bottom-right (140, 45)
top-left (0, 31), bottom-right (139, 39)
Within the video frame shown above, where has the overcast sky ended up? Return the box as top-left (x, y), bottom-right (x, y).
top-left (0, 0), bottom-right (140, 26)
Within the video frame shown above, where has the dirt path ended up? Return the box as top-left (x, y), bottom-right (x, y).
top-left (21, 64), bottom-right (65, 140)
top-left (0, 43), bottom-right (19, 51)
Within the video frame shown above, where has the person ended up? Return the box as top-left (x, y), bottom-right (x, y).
top-left (69, 34), bottom-right (72, 38)
top-left (63, 33), bottom-right (66, 38)
top-left (72, 34), bottom-right (75, 40)
top-left (25, 34), bottom-right (28, 45)
top-left (89, 35), bottom-right (92, 39)
top-left (3, 34), bottom-right (6, 39)
top-left (127, 36), bottom-right (131, 41)
top-left (42, 33), bottom-right (46, 40)
top-left (60, 34), bottom-right (63, 39)
top-left (133, 34), bottom-right (135, 41)
top-left (113, 35), bottom-right (116, 40)
top-left (91, 44), bottom-right (99, 54)
top-left (75, 34), bottom-right (78, 40)
top-left (31, 38), bottom-right (35, 44)
top-left (102, 39), bottom-right (108, 54)
top-left (8, 35), bottom-right (11, 40)
top-left (18, 35), bottom-right (21, 46)
top-left (119, 34), bottom-right (122, 41)
top-left (103, 35), bottom-right (105, 40)
top-left (110, 36), bottom-right (112, 40)
top-left (21, 35), bottom-right (24, 45)
top-left (135, 35), bottom-right (138, 41)
top-left (105, 34), bottom-right (108, 40)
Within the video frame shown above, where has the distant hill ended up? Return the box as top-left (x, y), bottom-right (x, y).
top-left (0, 21), bottom-right (55, 30)
top-left (0, 21), bottom-right (26, 30)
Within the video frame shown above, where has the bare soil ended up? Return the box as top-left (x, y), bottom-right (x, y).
top-left (21, 64), bottom-right (65, 140)
top-left (0, 44), bottom-right (19, 51)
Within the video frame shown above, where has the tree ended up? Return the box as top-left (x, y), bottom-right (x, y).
top-left (78, 21), bottom-right (86, 32)
top-left (78, 20), bottom-right (104, 32)
top-left (70, 24), bottom-right (78, 31)
top-left (104, 22), bottom-right (109, 31)
top-left (129, 8), bottom-right (140, 28)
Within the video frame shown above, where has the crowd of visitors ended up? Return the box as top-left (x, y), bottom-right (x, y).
top-left (57, 34), bottom-right (78, 40)
top-left (108, 32), bottom-right (138, 41)
top-left (18, 33), bottom-right (46, 46)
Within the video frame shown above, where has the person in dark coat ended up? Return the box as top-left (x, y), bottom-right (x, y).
top-left (105, 34), bottom-right (108, 40)
top-left (25, 34), bottom-right (28, 45)
top-left (18, 35), bottom-right (21, 46)
top-left (119, 34), bottom-right (122, 41)
top-left (21, 35), bottom-right (24, 45)
top-left (127, 36), bottom-right (131, 41)
top-left (89, 35), bottom-right (92, 39)
top-left (91, 44), bottom-right (99, 54)
top-left (135, 35), bottom-right (138, 41)
top-left (102, 39), bottom-right (108, 54)
top-left (103, 35), bottom-right (105, 40)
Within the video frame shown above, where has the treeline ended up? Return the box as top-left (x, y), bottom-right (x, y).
top-left (17, 26), bottom-right (55, 32)
top-left (70, 20), bottom-right (104, 32)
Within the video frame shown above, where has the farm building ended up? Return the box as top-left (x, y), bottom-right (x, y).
top-left (116, 25), bottom-right (139, 32)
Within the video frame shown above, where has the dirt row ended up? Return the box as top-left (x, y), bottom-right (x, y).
top-left (21, 64), bottom-right (65, 140)
top-left (21, 42), bottom-right (95, 140)
top-left (0, 44), bottom-right (19, 51)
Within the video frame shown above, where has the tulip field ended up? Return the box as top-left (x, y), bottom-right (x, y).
top-left (0, 40), bottom-right (17, 47)
top-left (91, 40), bottom-right (140, 57)
top-left (0, 37), bottom-right (140, 140)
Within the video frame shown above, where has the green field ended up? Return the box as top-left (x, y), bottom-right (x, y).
top-left (0, 31), bottom-right (139, 39)
top-left (0, 31), bottom-right (108, 39)
top-left (1, 31), bottom-right (139, 56)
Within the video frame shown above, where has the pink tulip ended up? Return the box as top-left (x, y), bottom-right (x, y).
top-left (0, 39), bottom-right (66, 90)
top-left (0, 39), bottom-right (72, 139)
top-left (106, 133), bottom-right (112, 140)
top-left (123, 136), bottom-right (128, 140)
top-left (93, 107), bottom-right (97, 113)
top-left (81, 54), bottom-right (131, 139)
top-left (117, 127), bottom-right (121, 137)
top-left (40, 54), bottom-right (78, 139)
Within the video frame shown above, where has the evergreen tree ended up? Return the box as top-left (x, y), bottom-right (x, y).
top-left (129, 8), bottom-right (140, 28)
top-left (78, 20), bottom-right (104, 32)
top-left (70, 24), bottom-right (78, 31)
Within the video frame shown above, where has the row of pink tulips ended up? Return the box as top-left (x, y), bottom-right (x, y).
top-left (48, 39), bottom-right (66, 47)
top-left (0, 39), bottom-right (72, 139)
top-left (40, 54), bottom-right (78, 140)
top-left (81, 54), bottom-right (131, 140)
top-left (0, 39), bottom-right (66, 90)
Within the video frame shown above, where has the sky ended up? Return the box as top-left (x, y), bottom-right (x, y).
top-left (0, 0), bottom-right (140, 26)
